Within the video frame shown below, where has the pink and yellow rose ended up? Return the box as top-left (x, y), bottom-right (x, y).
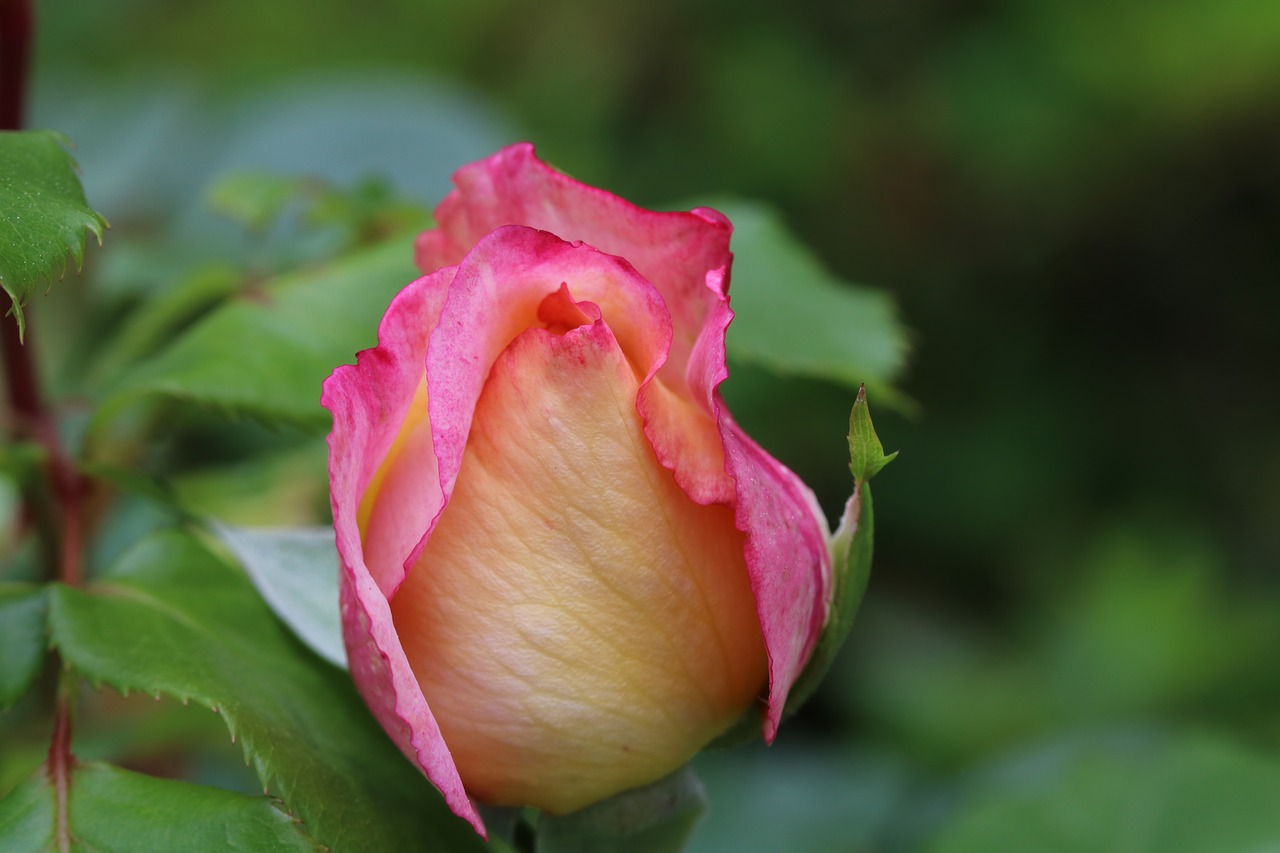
top-left (323, 144), bottom-right (832, 835)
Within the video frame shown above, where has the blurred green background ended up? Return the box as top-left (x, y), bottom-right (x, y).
top-left (18, 0), bottom-right (1280, 849)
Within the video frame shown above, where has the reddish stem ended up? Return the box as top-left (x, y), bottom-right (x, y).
top-left (0, 0), bottom-right (31, 129)
top-left (46, 677), bottom-right (76, 853)
top-left (3, 1), bottom-right (81, 844)
top-left (0, 310), bottom-right (39, 418)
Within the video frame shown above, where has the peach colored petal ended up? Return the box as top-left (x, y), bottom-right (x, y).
top-left (409, 225), bottom-right (675, 570)
top-left (416, 143), bottom-right (739, 514)
top-left (392, 318), bottom-right (765, 813)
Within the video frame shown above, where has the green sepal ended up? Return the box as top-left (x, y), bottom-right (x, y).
top-left (0, 131), bottom-right (107, 340)
top-left (848, 383), bottom-right (898, 485)
top-left (784, 386), bottom-right (895, 716)
top-left (534, 766), bottom-right (707, 853)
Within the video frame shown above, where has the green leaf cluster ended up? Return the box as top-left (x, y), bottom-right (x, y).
top-left (1, 531), bottom-right (485, 852)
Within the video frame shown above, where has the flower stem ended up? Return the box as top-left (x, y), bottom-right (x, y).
top-left (2, 4), bottom-right (83, 846)
top-left (0, 0), bottom-right (32, 130)
top-left (46, 674), bottom-right (77, 853)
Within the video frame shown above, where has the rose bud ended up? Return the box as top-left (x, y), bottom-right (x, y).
top-left (322, 143), bottom-right (832, 835)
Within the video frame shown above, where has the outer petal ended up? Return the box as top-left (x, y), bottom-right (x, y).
top-left (322, 274), bottom-right (483, 835)
top-left (417, 142), bottom-right (738, 506)
top-left (411, 225), bottom-right (674, 569)
top-left (694, 296), bottom-right (834, 740)
top-left (393, 318), bottom-right (765, 813)
top-left (418, 148), bottom-right (833, 737)
top-left (414, 142), bottom-right (732, 357)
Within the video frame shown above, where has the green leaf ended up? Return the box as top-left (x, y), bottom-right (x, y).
top-left (46, 530), bottom-right (485, 852)
top-left (0, 765), bottom-right (52, 852)
top-left (207, 171), bottom-right (318, 234)
top-left (0, 442), bottom-right (45, 482)
top-left (94, 231), bottom-right (421, 431)
top-left (0, 585), bottom-right (48, 710)
top-left (87, 264), bottom-right (243, 382)
top-left (0, 761), bottom-right (321, 852)
top-left (785, 388), bottom-right (892, 714)
top-left (708, 198), bottom-right (910, 408)
top-left (536, 767), bottom-right (707, 853)
top-left (925, 734), bottom-right (1280, 853)
top-left (848, 384), bottom-right (898, 485)
top-left (209, 524), bottom-right (345, 668)
top-left (0, 131), bottom-right (108, 340)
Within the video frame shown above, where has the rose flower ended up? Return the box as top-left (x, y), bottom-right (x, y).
top-left (323, 144), bottom-right (832, 835)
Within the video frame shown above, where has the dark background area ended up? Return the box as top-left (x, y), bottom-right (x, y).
top-left (14, 0), bottom-right (1280, 849)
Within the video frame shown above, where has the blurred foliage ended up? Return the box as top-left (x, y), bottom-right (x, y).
top-left (3, 0), bottom-right (1278, 850)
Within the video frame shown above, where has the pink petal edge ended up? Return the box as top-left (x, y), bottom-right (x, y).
top-left (407, 224), bottom-right (673, 572)
top-left (323, 275), bottom-right (484, 836)
top-left (691, 282), bottom-right (834, 740)
top-left (419, 142), bottom-right (741, 513)
top-left (416, 145), bottom-right (834, 740)
top-left (415, 142), bottom-right (731, 399)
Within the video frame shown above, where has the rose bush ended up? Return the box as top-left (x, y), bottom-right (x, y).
top-left (322, 143), bottom-right (833, 835)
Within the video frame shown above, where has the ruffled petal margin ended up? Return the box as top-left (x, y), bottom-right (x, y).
top-left (690, 296), bottom-right (833, 739)
top-left (323, 274), bottom-right (485, 835)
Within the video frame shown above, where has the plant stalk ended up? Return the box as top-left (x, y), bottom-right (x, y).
top-left (0, 0), bottom-right (31, 129)
top-left (2, 4), bottom-right (83, 846)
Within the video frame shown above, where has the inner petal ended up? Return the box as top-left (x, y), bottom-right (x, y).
top-left (391, 319), bottom-right (766, 813)
top-left (537, 283), bottom-right (601, 336)
top-left (357, 377), bottom-right (439, 597)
